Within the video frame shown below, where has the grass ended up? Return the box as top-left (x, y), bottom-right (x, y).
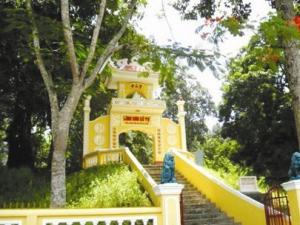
top-left (0, 163), bottom-right (152, 208)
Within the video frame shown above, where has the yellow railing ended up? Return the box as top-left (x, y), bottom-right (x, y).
top-left (173, 150), bottom-right (266, 225)
top-left (83, 149), bottom-right (124, 168)
top-left (122, 148), bottom-right (160, 207)
top-left (0, 207), bottom-right (162, 225)
top-left (176, 149), bottom-right (195, 161)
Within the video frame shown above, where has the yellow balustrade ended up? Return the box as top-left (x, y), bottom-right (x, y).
top-left (123, 148), bottom-right (161, 207)
top-left (176, 149), bottom-right (195, 161)
top-left (83, 148), bottom-right (124, 168)
top-left (173, 150), bottom-right (266, 225)
top-left (0, 207), bottom-right (162, 225)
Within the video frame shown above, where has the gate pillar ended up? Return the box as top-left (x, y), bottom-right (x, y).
top-left (154, 183), bottom-right (184, 225)
top-left (282, 180), bottom-right (300, 225)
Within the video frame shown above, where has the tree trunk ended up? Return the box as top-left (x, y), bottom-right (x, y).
top-left (275, 0), bottom-right (300, 147)
top-left (50, 117), bottom-right (69, 207)
top-left (50, 85), bottom-right (83, 208)
top-left (285, 46), bottom-right (300, 147)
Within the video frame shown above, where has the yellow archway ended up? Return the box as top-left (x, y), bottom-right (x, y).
top-left (83, 59), bottom-right (188, 163)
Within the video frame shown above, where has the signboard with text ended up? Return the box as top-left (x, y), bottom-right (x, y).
top-left (123, 115), bottom-right (150, 125)
top-left (239, 176), bottom-right (259, 193)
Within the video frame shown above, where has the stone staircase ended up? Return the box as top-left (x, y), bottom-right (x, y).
top-left (143, 165), bottom-right (241, 225)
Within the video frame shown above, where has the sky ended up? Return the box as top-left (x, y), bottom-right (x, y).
top-left (136, 0), bottom-right (272, 129)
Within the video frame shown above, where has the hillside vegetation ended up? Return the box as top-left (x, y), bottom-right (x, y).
top-left (0, 164), bottom-right (152, 208)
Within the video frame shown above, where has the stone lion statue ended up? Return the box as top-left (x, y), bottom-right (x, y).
top-left (288, 151), bottom-right (300, 180)
top-left (160, 152), bottom-right (176, 184)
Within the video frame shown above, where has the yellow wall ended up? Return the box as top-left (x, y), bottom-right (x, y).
top-left (287, 189), bottom-right (300, 224)
top-left (161, 119), bottom-right (181, 156)
top-left (174, 151), bottom-right (266, 225)
top-left (0, 207), bottom-right (162, 225)
top-left (88, 116), bottom-right (110, 153)
top-left (87, 115), bottom-right (182, 162)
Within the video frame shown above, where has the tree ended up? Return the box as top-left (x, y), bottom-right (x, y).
top-left (161, 69), bottom-right (216, 150)
top-left (273, 0), bottom-right (300, 148)
top-left (0, 2), bottom-right (50, 169)
top-left (200, 135), bottom-right (252, 189)
top-left (219, 28), bottom-right (298, 182)
top-left (172, 0), bottom-right (300, 149)
top-left (24, 0), bottom-right (142, 207)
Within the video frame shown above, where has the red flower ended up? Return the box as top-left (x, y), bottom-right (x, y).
top-left (293, 16), bottom-right (300, 30)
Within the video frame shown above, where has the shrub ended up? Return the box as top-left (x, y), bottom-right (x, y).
top-left (0, 164), bottom-right (152, 208)
top-left (67, 163), bottom-right (151, 208)
top-left (201, 136), bottom-right (268, 191)
top-left (0, 167), bottom-right (50, 206)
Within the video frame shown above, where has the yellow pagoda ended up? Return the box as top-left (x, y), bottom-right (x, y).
top-left (82, 58), bottom-right (187, 163)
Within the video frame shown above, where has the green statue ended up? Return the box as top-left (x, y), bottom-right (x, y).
top-left (160, 152), bottom-right (176, 184)
top-left (288, 151), bottom-right (300, 180)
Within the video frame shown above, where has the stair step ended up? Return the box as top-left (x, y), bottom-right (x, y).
top-left (143, 165), bottom-right (241, 225)
top-left (184, 205), bottom-right (220, 213)
top-left (184, 212), bottom-right (228, 220)
top-left (184, 217), bottom-right (236, 224)
top-left (184, 207), bottom-right (221, 215)
top-left (183, 199), bottom-right (209, 205)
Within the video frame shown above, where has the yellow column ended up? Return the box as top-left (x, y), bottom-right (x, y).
top-left (176, 100), bottom-right (187, 151)
top-left (154, 183), bottom-right (184, 225)
top-left (83, 95), bottom-right (91, 157)
top-left (282, 180), bottom-right (300, 224)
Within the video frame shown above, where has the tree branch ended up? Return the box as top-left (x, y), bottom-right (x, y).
top-left (80, 0), bottom-right (107, 79)
top-left (61, 0), bottom-right (80, 83)
top-left (84, 0), bottom-right (137, 88)
top-left (84, 44), bottom-right (125, 89)
top-left (26, 0), bottom-right (59, 113)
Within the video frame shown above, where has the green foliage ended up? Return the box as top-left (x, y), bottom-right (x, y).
top-left (260, 14), bottom-right (300, 45)
top-left (0, 2), bottom-right (51, 169)
top-left (172, 0), bottom-right (251, 20)
top-left (0, 164), bottom-right (151, 208)
top-left (201, 136), bottom-right (267, 190)
top-left (201, 136), bottom-right (249, 189)
top-left (0, 122), bottom-right (8, 166)
top-left (172, 0), bottom-right (252, 43)
top-left (119, 131), bottom-right (153, 165)
top-left (161, 69), bottom-right (216, 149)
top-left (220, 17), bottom-right (244, 36)
top-left (67, 164), bottom-right (152, 208)
top-left (0, 167), bottom-right (50, 205)
top-left (219, 18), bottom-right (298, 183)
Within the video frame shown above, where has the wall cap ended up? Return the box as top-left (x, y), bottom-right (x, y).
top-left (282, 180), bottom-right (300, 191)
top-left (154, 183), bottom-right (184, 195)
